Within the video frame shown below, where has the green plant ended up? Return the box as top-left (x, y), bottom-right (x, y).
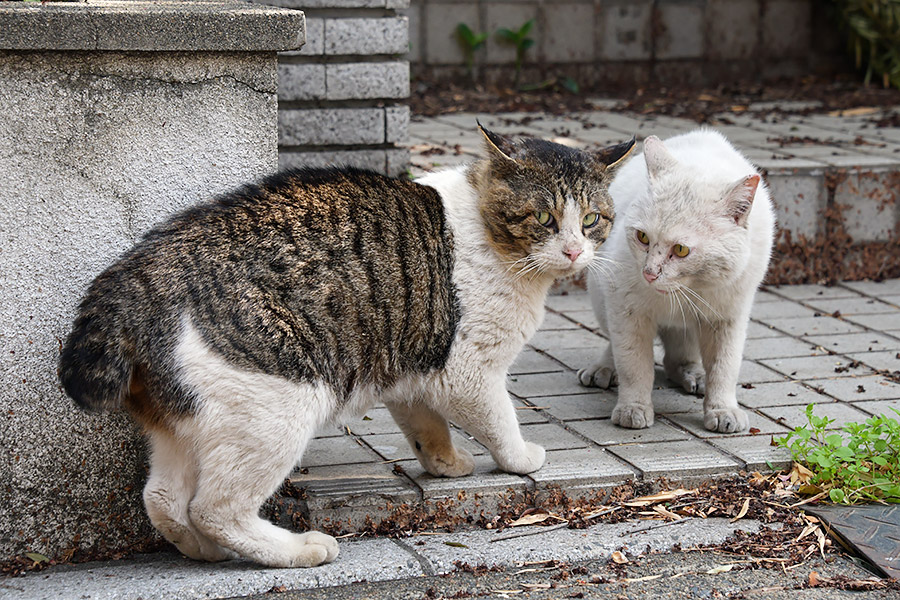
top-left (829, 0), bottom-right (900, 89)
top-left (776, 404), bottom-right (900, 504)
top-left (495, 19), bottom-right (536, 89)
top-left (455, 23), bottom-right (489, 82)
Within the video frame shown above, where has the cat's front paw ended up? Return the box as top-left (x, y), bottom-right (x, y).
top-left (421, 446), bottom-right (475, 478)
top-left (612, 403), bottom-right (654, 429)
top-left (704, 407), bottom-right (749, 433)
top-left (578, 363), bottom-right (617, 388)
top-left (496, 441), bottom-right (545, 474)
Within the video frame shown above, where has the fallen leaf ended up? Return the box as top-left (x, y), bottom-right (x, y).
top-left (25, 552), bottom-right (49, 564)
top-left (623, 488), bottom-right (697, 507)
top-left (611, 550), bottom-right (628, 564)
top-left (522, 583), bottom-right (552, 590)
top-left (815, 526), bottom-right (827, 558)
top-left (652, 504), bottom-right (682, 521)
top-left (730, 497), bottom-right (750, 522)
top-left (625, 574), bottom-right (663, 582)
top-left (809, 571), bottom-right (821, 587)
top-left (443, 541), bottom-right (469, 548)
top-left (706, 564), bottom-right (735, 575)
top-left (827, 106), bottom-right (878, 117)
top-left (509, 512), bottom-right (553, 527)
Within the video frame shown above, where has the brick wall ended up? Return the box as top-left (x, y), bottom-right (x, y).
top-left (405, 0), bottom-right (847, 88)
top-left (257, 0), bottom-right (411, 176)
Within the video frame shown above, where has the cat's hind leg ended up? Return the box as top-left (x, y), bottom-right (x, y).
top-left (660, 326), bottom-right (705, 395)
top-left (577, 344), bottom-right (617, 388)
top-left (143, 428), bottom-right (234, 562)
top-left (185, 381), bottom-right (340, 568)
top-left (384, 400), bottom-right (475, 477)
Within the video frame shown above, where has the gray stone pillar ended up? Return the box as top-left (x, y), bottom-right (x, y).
top-left (0, 1), bottom-right (304, 561)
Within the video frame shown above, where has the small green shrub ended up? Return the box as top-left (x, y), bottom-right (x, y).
top-left (455, 23), bottom-right (489, 82)
top-left (495, 19), bottom-right (535, 89)
top-left (776, 403), bottom-right (900, 503)
top-left (829, 0), bottom-right (900, 89)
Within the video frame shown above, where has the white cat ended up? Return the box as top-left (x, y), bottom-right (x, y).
top-left (578, 129), bottom-right (775, 433)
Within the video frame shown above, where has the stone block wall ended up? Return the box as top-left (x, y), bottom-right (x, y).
top-left (405, 0), bottom-right (847, 87)
top-left (257, 0), bottom-right (411, 176)
top-left (0, 0), bottom-right (303, 562)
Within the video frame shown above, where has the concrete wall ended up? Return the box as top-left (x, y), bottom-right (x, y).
top-left (0, 1), bottom-right (304, 561)
top-left (405, 0), bottom-right (847, 87)
top-left (256, 0), bottom-right (412, 176)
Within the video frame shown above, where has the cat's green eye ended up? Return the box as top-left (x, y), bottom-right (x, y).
top-left (534, 211), bottom-right (553, 226)
top-left (673, 244), bottom-right (690, 258)
top-left (582, 213), bottom-right (600, 228)
top-left (636, 230), bottom-right (650, 245)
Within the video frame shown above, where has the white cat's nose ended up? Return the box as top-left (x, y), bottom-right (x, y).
top-left (564, 248), bottom-right (583, 262)
top-left (643, 270), bottom-right (658, 283)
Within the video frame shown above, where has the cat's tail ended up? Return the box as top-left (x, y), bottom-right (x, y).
top-left (59, 274), bottom-right (132, 413)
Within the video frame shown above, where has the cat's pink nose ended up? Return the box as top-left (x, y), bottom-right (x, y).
top-left (643, 270), bottom-right (658, 283)
top-left (564, 248), bottom-right (583, 262)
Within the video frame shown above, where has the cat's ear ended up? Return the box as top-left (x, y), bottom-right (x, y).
top-left (643, 135), bottom-right (678, 179)
top-left (594, 136), bottom-right (636, 172)
top-left (725, 174), bottom-right (760, 227)
top-left (478, 121), bottom-right (518, 167)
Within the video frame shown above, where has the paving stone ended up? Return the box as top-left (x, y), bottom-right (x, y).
top-left (508, 370), bottom-right (599, 398)
top-left (401, 454), bottom-right (527, 500)
top-left (749, 300), bottom-right (820, 320)
top-left (833, 169), bottom-right (900, 242)
top-left (648, 385), bottom-right (706, 414)
top-left (759, 354), bottom-right (871, 380)
top-left (736, 380), bottom-right (828, 409)
top-left (422, 2), bottom-right (476, 65)
top-left (754, 289), bottom-right (784, 303)
top-left (654, 1), bottom-right (703, 60)
top-left (363, 430), bottom-right (488, 462)
top-left (607, 440), bottom-right (741, 478)
top-left (742, 336), bottom-right (820, 360)
top-left (568, 418), bottom-right (690, 446)
top-left (803, 296), bottom-right (900, 316)
top-left (761, 173), bottom-right (824, 239)
top-left (557, 309), bottom-right (600, 330)
top-left (804, 332), bottom-right (900, 354)
top-left (509, 349), bottom-right (565, 375)
top-left (528, 327), bottom-right (604, 351)
top-left (324, 16), bottom-right (408, 55)
top-left (527, 448), bottom-right (636, 491)
top-left (853, 399), bottom-right (900, 417)
top-left (304, 434), bottom-right (380, 467)
top-left (542, 344), bottom-right (611, 373)
top-left (848, 350), bottom-right (900, 372)
top-left (545, 292), bottom-right (592, 312)
top-left (765, 284), bottom-right (862, 301)
top-left (385, 105), bottom-right (409, 144)
top-left (277, 62), bottom-right (325, 100)
top-left (520, 422), bottom-right (590, 451)
top-left (810, 375), bottom-right (900, 402)
top-left (513, 399), bottom-right (550, 424)
top-left (709, 435), bottom-right (793, 471)
top-left (341, 406), bottom-right (401, 436)
top-left (279, 107), bottom-right (385, 145)
top-left (841, 279), bottom-right (900, 297)
top-left (543, 3), bottom-right (595, 62)
top-left (845, 312), bottom-right (900, 332)
top-left (756, 315), bottom-right (865, 336)
top-left (739, 360), bottom-right (789, 384)
top-left (707, 0), bottom-right (759, 59)
top-left (746, 320), bottom-right (784, 339)
top-left (528, 391), bottom-right (616, 421)
top-left (292, 462), bottom-right (420, 530)
top-left (541, 311), bottom-right (582, 330)
top-left (598, 1), bottom-right (652, 60)
top-left (326, 61), bottom-right (409, 100)
top-left (665, 411), bottom-right (790, 439)
top-left (759, 402), bottom-right (871, 431)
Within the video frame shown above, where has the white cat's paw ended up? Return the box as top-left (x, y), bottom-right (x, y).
top-left (704, 407), bottom-right (749, 433)
top-left (671, 363), bottom-right (705, 395)
top-left (292, 531), bottom-right (339, 567)
top-left (423, 446), bottom-right (475, 478)
top-left (496, 441), bottom-right (545, 474)
top-left (578, 363), bottom-right (617, 388)
top-left (612, 403), bottom-right (654, 429)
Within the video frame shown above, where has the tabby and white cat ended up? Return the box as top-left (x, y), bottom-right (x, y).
top-left (579, 129), bottom-right (775, 433)
top-left (59, 125), bottom-right (635, 568)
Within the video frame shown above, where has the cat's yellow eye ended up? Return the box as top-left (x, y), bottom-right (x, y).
top-left (534, 211), bottom-right (553, 226)
top-left (673, 244), bottom-right (690, 258)
top-left (582, 213), bottom-right (599, 228)
top-left (636, 230), bottom-right (650, 245)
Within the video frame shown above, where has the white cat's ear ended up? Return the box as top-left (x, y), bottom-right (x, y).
top-left (643, 136), bottom-right (678, 179)
top-left (594, 136), bottom-right (636, 172)
top-left (725, 174), bottom-right (760, 227)
top-left (478, 121), bottom-right (518, 166)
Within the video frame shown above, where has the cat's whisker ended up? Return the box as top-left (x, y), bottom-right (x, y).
top-left (678, 284), bottom-right (723, 322)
